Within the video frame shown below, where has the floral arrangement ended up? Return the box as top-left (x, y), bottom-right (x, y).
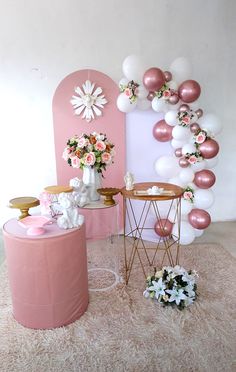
top-left (143, 265), bottom-right (198, 310)
top-left (183, 186), bottom-right (195, 203)
top-left (154, 83), bottom-right (171, 100)
top-left (119, 80), bottom-right (139, 103)
top-left (62, 132), bottom-right (115, 175)
top-left (194, 129), bottom-right (209, 147)
top-left (177, 110), bottom-right (196, 127)
top-left (184, 151), bottom-right (203, 164)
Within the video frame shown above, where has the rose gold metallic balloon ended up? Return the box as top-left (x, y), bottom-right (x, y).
top-left (178, 80), bottom-right (201, 103)
top-left (179, 157), bottom-right (189, 168)
top-left (168, 94), bottom-right (179, 105)
top-left (164, 70), bottom-right (172, 82)
top-left (143, 67), bottom-right (165, 92)
top-left (190, 123), bottom-right (200, 133)
top-left (153, 119), bottom-right (173, 142)
top-left (175, 148), bottom-right (182, 157)
top-left (147, 92), bottom-right (155, 101)
top-left (193, 170), bottom-right (216, 189)
top-left (188, 208), bottom-right (211, 229)
top-left (195, 108), bottom-right (203, 118)
top-left (154, 219), bottom-right (173, 237)
top-left (179, 104), bottom-right (190, 112)
top-left (199, 139), bottom-right (219, 159)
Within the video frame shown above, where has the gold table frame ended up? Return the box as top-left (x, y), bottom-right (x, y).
top-left (121, 182), bottom-right (183, 284)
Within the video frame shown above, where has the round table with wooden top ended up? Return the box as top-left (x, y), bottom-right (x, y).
top-left (121, 182), bottom-right (183, 284)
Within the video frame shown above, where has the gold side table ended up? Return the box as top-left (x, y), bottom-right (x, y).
top-left (121, 182), bottom-right (183, 284)
top-left (9, 197), bottom-right (40, 220)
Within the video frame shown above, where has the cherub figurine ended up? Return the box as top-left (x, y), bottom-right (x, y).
top-left (69, 177), bottom-right (90, 207)
top-left (124, 171), bottom-right (134, 191)
top-left (57, 192), bottom-right (84, 229)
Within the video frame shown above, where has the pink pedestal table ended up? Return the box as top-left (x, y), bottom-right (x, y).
top-left (3, 219), bottom-right (88, 329)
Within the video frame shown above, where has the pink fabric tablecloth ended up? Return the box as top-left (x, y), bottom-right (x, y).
top-left (3, 219), bottom-right (88, 329)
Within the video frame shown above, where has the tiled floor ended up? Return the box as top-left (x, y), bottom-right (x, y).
top-left (0, 221), bottom-right (235, 267)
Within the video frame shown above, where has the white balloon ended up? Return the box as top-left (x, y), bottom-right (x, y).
top-left (172, 220), bottom-right (195, 245)
top-left (152, 97), bottom-right (167, 113)
top-left (205, 157), bottom-right (219, 169)
top-left (194, 189), bottom-right (214, 209)
top-left (136, 85), bottom-right (148, 99)
top-left (182, 143), bottom-right (196, 155)
top-left (171, 138), bottom-right (186, 149)
top-left (169, 57), bottom-right (192, 84)
top-left (172, 125), bottom-right (191, 141)
top-left (122, 55), bottom-right (146, 83)
top-left (136, 98), bottom-right (151, 110)
top-left (191, 160), bottom-right (206, 172)
top-left (165, 110), bottom-right (178, 126)
top-left (194, 228), bottom-right (204, 237)
top-left (187, 182), bottom-right (197, 191)
top-left (119, 77), bottom-right (129, 88)
top-left (198, 113), bottom-right (222, 135)
top-left (181, 199), bottom-right (193, 215)
top-left (168, 177), bottom-right (185, 187)
top-left (168, 208), bottom-right (177, 223)
top-left (116, 93), bottom-right (137, 113)
top-left (179, 168), bottom-right (195, 183)
top-left (154, 156), bottom-right (179, 179)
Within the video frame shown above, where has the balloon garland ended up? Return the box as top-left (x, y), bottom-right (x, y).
top-left (117, 55), bottom-right (221, 245)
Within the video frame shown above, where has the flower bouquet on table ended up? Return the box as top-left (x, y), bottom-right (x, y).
top-left (143, 266), bottom-right (198, 310)
top-left (62, 132), bottom-right (115, 176)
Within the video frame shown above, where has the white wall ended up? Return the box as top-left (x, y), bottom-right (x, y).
top-left (0, 0), bottom-right (235, 226)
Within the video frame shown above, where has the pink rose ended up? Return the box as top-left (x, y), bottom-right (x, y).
top-left (163, 90), bottom-right (171, 99)
top-left (195, 132), bottom-right (206, 144)
top-left (182, 116), bottom-right (191, 125)
top-left (94, 140), bottom-right (106, 151)
top-left (188, 155), bottom-right (197, 164)
top-left (78, 136), bottom-right (89, 148)
top-left (62, 147), bottom-right (70, 161)
top-left (71, 156), bottom-right (81, 168)
top-left (84, 152), bottom-right (96, 166)
top-left (184, 191), bottom-right (193, 200)
top-left (101, 152), bottom-right (112, 165)
top-left (125, 88), bottom-right (131, 97)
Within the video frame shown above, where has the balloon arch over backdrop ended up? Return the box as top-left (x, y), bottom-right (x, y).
top-left (116, 55), bottom-right (221, 245)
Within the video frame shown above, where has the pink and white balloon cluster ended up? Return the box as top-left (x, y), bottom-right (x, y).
top-left (117, 55), bottom-right (221, 245)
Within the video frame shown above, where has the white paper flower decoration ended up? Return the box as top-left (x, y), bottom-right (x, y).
top-left (71, 80), bottom-right (108, 122)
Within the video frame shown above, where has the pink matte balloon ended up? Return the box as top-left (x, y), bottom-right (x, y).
top-left (178, 80), bottom-right (201, 103)
top-left (179, 104), bottom-right (190, 112)
top-left (143, 67), bottom-right (165, 92)
top-left (190, 123), bottom-right (200, 133)
top-left (169, 94), bottom-right (179, 105)
top-left (164, 71), bottom-right (172, 82)
top-left (193, 170), bottom-right (216, 189)
top-left (195, 108), bottom-right (203, 118)
top-left (199, 139), bottom-right (219, 159)
top-left (175, 148), bottom-right (182, 157)
top-left (154, 219), bottom-right (173, 237)
top-left (188, 208), bottom-right (211, 229)
top-left (179, 157), bottom-right (189, 168)
top-left (153, 120), bottom-right (173, 142)
top-left (147, 92), bottom-right (155, 101)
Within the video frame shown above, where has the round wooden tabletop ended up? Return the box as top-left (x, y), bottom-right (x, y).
top-left (44, 185), bottom-right (73, 194)
top-left (9, 197), bottom-right (40, 209)
top-left (121, 182), bottom-right (183, 201)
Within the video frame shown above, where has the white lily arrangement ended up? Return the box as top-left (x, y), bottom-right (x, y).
top-left (143, 265), bottom-right (198, 310)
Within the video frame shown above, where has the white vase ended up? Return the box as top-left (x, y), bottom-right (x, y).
top-left (82, 166), bottom-right (102, 202)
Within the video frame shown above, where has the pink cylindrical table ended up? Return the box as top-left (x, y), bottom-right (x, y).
top-left (3, 219), bottom-right (89, 329)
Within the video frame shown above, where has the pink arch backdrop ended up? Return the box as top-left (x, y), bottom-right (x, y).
top-left (52, 69), bottom-right (125, 238)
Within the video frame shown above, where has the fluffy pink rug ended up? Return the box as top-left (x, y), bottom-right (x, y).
top-left (0, 242), bottom-right (235, 372)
